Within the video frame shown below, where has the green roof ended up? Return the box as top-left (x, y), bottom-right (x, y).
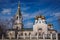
top-left (22, 28), bottom-right (33, 31)
top-left (7, 28), bottom-right (33, 31)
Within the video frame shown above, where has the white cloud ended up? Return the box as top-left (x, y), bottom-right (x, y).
top-left (46, 12), bottom-right (60, 22)
top-left (21, 5), bottom-right (51, 21)
top-left (1, 9), bottom-right (11, 14)
top-left (22, 10), bottom-right (49, 28)
top-left (54, 13), bottom-right (60, 17)
top-left (49, 12), bottom-right (60, 17)
top-left (21, 7), bottom-right (30, 11)
top-left (24, 22), bottom-right (33, 28)
top-left (20, 2), bottom-right (30, 11)
top-left (21, 7), bottom-right (60, 28)
top-left (22, 10), bottom-right (43, 21)
top-left (46, 17), bottom-right (54, 22)
top-left (22, 10), bottom-right (43, 28)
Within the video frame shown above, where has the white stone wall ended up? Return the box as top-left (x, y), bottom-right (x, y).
top-left (7, 31), bottom-right (15, 38)
top-left (33, 18), bottom-right (48, 34)
top-left (13, 24), bottom-right (22, 30)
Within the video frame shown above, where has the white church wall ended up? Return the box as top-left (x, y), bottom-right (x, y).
top-left (7, 31), bottom-right (15, 38)
top-left (33, 21), bottom-right (48, 34)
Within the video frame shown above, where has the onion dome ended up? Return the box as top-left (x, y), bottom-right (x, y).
top-left (41, 16), bottom-right (45, 19)
top-left (48, 24), bottom-right (53, 26)
top-left (35, 15), bottom-right (45, 20)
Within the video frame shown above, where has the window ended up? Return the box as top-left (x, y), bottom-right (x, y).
top-left (39, 33), bottom-right (41, 36)
top-left (35, 33), bottom-right (37, 36)
top-left (16, 16), bottom-right (18, 20)
top-left (16, 27), bottom-right (18, 30)
top-left (39, 21), bottom-right (41, 23)
top-left (50, 31), bottom-right (52, 33)
top-left (29, 33), bottom-right (31, 35)
top-left (25, 33), bottom-right (27, 36)
top-left (35, 21), bottom-right (38, 23)
top-left (20, 33), bottom-right (23, 36)
top-left (38, 28), bottom-right (42, 30)
top-left (42, 21), bottom-right (45, 23)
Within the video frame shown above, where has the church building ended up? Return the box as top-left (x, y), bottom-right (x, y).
top-left (6, 2), bottom-right (58, 40)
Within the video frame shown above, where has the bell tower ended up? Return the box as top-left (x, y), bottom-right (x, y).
top-left (13, 2), bottom-right (23, 30)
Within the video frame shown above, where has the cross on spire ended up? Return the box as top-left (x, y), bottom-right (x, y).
top-left (18, 1), bottom-right (20, 8)
top-left (16, 1), bottom-right (22, 16)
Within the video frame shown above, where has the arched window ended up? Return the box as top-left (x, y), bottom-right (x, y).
top-left (10, 33), bottom-right (12, 36)
top-left (15, 26), bottom-right (19, 30)
top-left (38, 28), bottom-right (42, 30)
top-left (39, 21), bottom-right (41, 23)
top-left (39, 33), bottom-right (41, 36)
top-left (36, 22), bottom-right (38, 23)
top-left (20, 33), bottom-right (23, 36)
top-left (16, 16), bottom-right (18, 20)
top-left (25, 33), bottom-right (27, 36)
top-left (35, 33), bottom-right (37, 36)
top-left (42, 21), bottom-right (45, 23)
top-left (29, 33), bottom-right (31, 35)
top-left (50, 31), bottom-right (52, 34)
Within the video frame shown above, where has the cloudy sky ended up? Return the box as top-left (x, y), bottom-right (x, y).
top-left (0, 0), bottom-right (60, 33)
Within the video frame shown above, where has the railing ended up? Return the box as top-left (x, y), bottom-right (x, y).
top-left (1, 33), bottom-right (58, 40)
top-left (16, 33), bottom-right (58, 40)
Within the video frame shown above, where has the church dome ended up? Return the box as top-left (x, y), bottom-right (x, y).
top-left (35, 15), bottom-right (45, 20)
top-left (48, 24), bottom-right (53, 26)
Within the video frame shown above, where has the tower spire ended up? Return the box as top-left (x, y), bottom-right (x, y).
top-left (18, 1), bottom-right (20, 9)
top-left (16, 1), bottom-right (22, 16)
top-left (13, 1), bottom-right (23, 30)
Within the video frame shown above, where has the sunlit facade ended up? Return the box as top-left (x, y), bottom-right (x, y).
top-left (6, 2), bottom-right (58, 40)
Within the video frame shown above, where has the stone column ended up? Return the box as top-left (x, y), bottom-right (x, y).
top-left (37, 33), bottom-right (38, 40)
top-left (30, 34), bottom-right (32, 39)
top-left (17, 34), bottom-right (19, 39)
top-left (2, 35), bottom-right (4, 40)
top-left (56, 33), bottom-right (58, 40)
top-left (50, 34), bottom-right (53, 40)
top-left (43, 34), bottom-right (45, 40)
top-left (23, 33), bottom-right (25, 39)
top-left (10, 36), bottom-right (12, 40)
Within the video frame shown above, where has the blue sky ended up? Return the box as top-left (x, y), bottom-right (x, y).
top-left (0, 0), bottom-right (60, 33)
